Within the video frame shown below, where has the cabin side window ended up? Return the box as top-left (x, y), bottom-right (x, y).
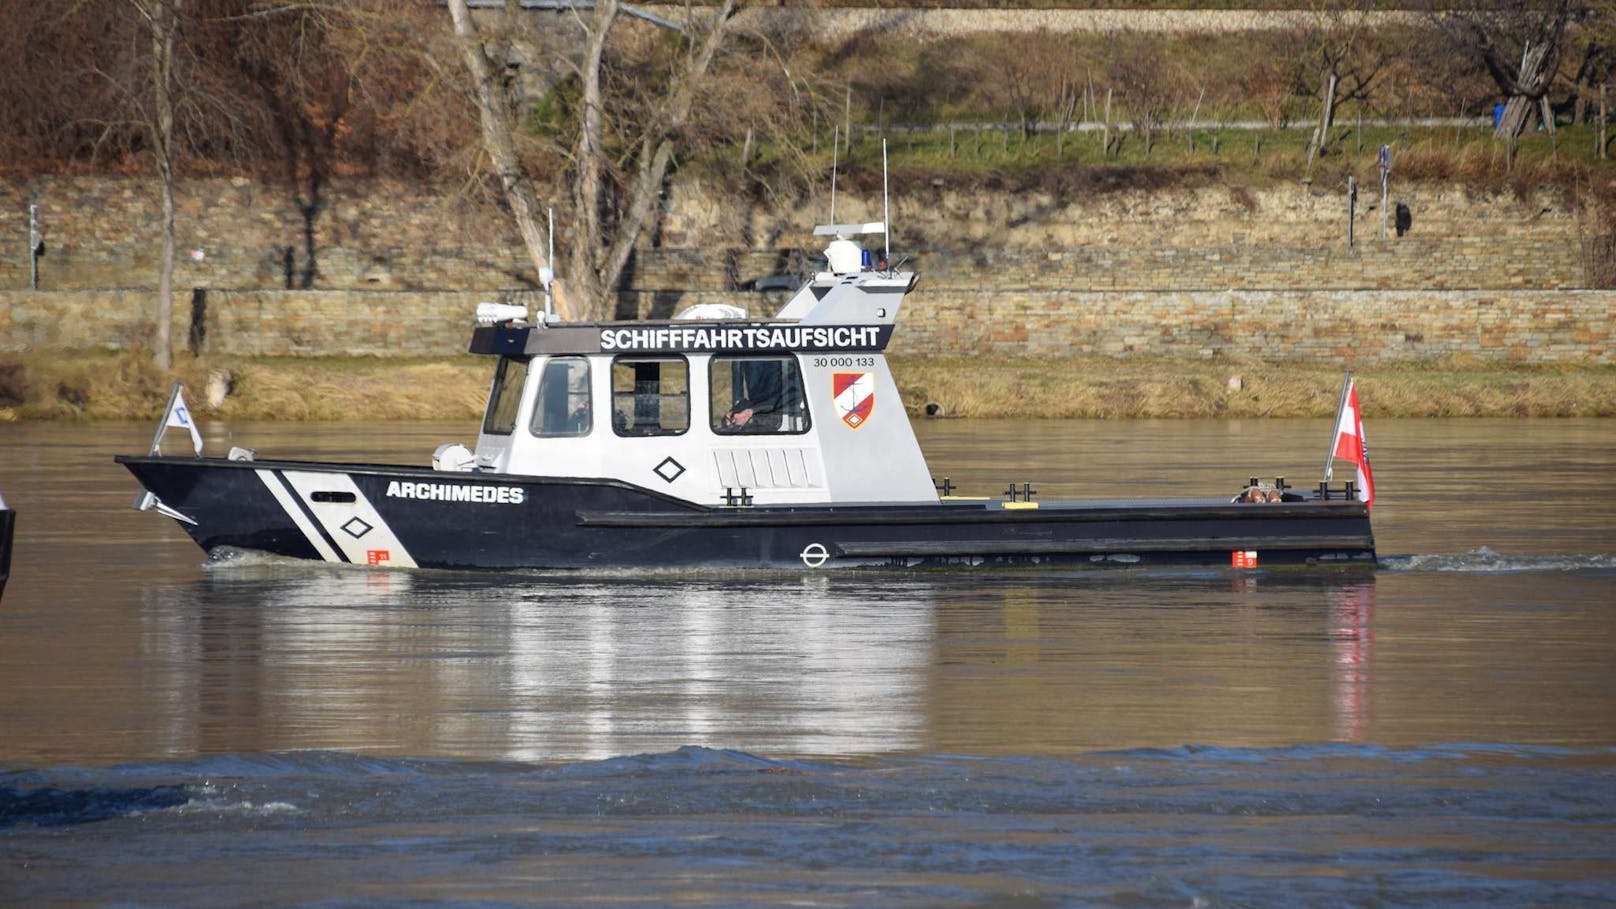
top-left (611, 356), bottom-right (689, 437)
top-left (529, 357), bottom-right (592, 438)
top-left (710, 355), bottom-right (810, 435)
top-left (481, 356), bottom-right (530, 436)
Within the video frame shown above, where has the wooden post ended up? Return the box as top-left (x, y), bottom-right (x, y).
top-left (950, 123), bottom-right (956, 158)
top-left (1103, 88), bottom-right (1113, 159)
top-left (1187, 86), bottom-right (1204, 154)
top-left (1601, 83), bottom-right (1609, 160)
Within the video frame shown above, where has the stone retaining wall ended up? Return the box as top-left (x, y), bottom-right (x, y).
top-left (4, 288), bottom-right (1610, 364)
top-left (733, 8), bottom-right (1424, 38)
top-left (629, 239), bottom-right (1586, 293)
top-left (1, 177), bottom-right (1596, 293)
top-left (6, 238), bottom-right (1586, 295)
top-left (891, 289), bottom-right (1616, 363)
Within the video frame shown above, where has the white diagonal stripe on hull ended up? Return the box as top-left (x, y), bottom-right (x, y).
top-left (279, 471), bottom-right (419, 569)
top-left (255, 469), bottom-right (341, 562)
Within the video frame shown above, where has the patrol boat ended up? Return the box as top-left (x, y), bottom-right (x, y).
top-left (116, 222), bottom-right (1375, 572)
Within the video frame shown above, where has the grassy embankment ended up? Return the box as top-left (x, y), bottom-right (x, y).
top-left (2, 350), bottom-right (1611, 423)
top-left (756, 119), bottom-right (1615, 207)
top-left (4, 125), bottom-right (1610, 424)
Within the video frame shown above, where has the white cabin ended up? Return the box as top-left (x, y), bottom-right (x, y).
top-left (451, 231), bottom-right (938, 507)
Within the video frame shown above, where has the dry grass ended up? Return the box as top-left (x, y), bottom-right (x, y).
top-left (0, 351), bottom-right (490, 423)
top-left (892, 354), bottom-right (1616, 419)
top-left (3, 350), bottom-right (1611, 422)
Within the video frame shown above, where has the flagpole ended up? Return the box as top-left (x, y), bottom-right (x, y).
top-left (149, 382), bottom-right (183, 456)
top-left (1322, 371), bottom-right (1352, 484)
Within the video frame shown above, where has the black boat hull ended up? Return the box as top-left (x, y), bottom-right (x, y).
top-left (116, 456), bottom-right (1375, 571)
top-left (0, 505), bottom-right (13, 599)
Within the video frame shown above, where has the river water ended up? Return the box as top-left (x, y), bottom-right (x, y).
top-left (1, 418), bottom-right (1613, 906)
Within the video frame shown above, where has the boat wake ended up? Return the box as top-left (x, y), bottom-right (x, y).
top-left (8, 745), bottom-right (1613, 907)
top-left (1380, 546), bottom-right (1616, 573)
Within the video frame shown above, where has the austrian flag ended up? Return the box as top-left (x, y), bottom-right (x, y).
top-left (1332, 380), bottom-right (1375, 509)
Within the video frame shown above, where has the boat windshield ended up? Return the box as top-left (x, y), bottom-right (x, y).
top-left (531, 357), bottom-right (592, 437)
top-left (481, 356), bottom-right (530, 436)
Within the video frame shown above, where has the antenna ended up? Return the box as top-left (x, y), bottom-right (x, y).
top-left (541, 207), bottom-right (556, 320)
top-left (829, 126), bottom-right (839, 224)
top-left (881, 137), bottom-right (890, 270)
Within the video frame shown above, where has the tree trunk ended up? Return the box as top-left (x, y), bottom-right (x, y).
top-left (573, 0), bottom-right (735, 321)
top-left (446, 0), bottom-right (560, 315)
top-left (1494, 39), bottom-right (1557, 143)
top-left (1601, 83), bottom-right (1609, 160)
top-left (566, 0), bottom-right (618, 320)
top-left (1102, 88), bottom-right (1113, 159)
top-left (151, 0), bottom-right (177, 371)
top-left (1310, 71), bottom-right (1338, 165)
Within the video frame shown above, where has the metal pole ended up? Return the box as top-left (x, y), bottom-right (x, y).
top-left (829, 126), bottom-right (839, 224)
top-left (1378, 144), bottom-right (1391, 240)
top-left (544, 207), bottom-right (554, 320)
top-left (882, 138), bottom-right (890, 268)
top-left (28, 204), bottom-right (39, 290)
top-left (1322, 371), bottom-right (1352, 485)
top-left (1380, 170), bottom-right (1388, 239)
top-left (1347, 176), bottom-right (1356, 250)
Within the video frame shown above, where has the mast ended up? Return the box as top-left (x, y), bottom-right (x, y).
top-left (829, 127), bottom-right (840, 224)
top-left (882, 138), bottom-right (890, 269)
top-left (542, 207), bottom-right (556, 321)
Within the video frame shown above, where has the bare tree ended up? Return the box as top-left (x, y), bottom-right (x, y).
top-left (1290, 2), bottom-right (1393, 165)
top-left (446, 0), bottom-right (742, 321)
top-left (446, 0), bottom-right (559, 311)
top-left (1566, 1), bottom-right (1616, 125)
top-left (1432, 0), bottom-right (1577, 153)
top-left (1106, 33), bottom-right (1179, 159)
top-left (227, 3), bottom-right (360, 289)
top-left (994, 31), bottom-right (1071, 141)
top-left (1242, 54), bottom-right (1295, 132)
top-left (129, 0), bottom-right (182, 370)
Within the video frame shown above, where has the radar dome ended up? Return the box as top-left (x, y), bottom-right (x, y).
top-left (824, 237), bottom-right (863, 275)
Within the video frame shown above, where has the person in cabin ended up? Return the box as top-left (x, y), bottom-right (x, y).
top-left (538, 361), bottom-right (591, 436)
top-left (721, 358), bottom-right (785, 433)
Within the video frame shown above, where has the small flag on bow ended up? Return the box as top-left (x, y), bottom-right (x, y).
top-left (151, 382), bottom-right (203, 457)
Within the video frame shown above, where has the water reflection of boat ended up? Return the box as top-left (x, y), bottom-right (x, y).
top-left (0, 487), bottom-right (13, 601)
top-left (144, 568), bottom-right (928, 759)
top-left (117, 222), bottom-right (1374, 572)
